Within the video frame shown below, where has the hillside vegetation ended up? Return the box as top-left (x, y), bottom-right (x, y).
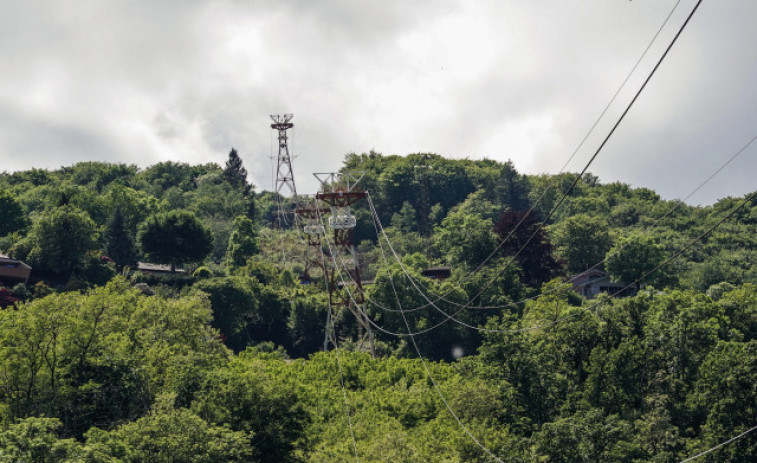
top-left (0, 152), bottom-right (754, 461)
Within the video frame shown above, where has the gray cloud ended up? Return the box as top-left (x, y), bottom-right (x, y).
top-left (0, 0), bottom-right (754, 203)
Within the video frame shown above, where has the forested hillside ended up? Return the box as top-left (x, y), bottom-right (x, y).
top-left (0, 152), bottom-right (754, 461)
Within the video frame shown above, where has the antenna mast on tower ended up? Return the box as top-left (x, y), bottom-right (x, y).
top-left (271, 114), bottom-right (297, 225)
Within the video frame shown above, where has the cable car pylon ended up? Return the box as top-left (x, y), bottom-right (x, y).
top-left (313, 171), bottom-right (374, 357)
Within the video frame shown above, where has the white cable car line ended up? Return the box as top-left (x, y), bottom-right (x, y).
top-left (315, 189), bottom-right (757, 463)
top-left (320, 188), bottom-right (757, 463)
top-left (330, 317), bottom-right (361, 463)
top-left (318, 199), bottom-right (757, 463)
top-left (678, 424), bottom-right (757, 462)
top-left (323, 188), bottom-right (757, 461)
top-left (353, 187), bottom-right (757, 338)
top-left (348, 0), bottom-right (690, 315)
top-left (367, 204), bottom-right (757, 463)
top-left (317, 243), bottom-right (361, 463)
top-left (314, 207), bottom-right (507, 463)
top-left (360, 131), bottom-right (757, 316)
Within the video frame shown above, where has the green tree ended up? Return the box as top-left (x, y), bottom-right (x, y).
top-left (687, 341), bottom-right (757, 462)
top-left (286, 291), bottom-right (329, 357)
top-left (138, 161), bottom-right (216, 195)
top-left (606, 232), bottom-right (666, 289)
top-left (61, 161), bottom-right (137, 192)
top-left (0, 189), bottom-right (27, 236)
top-left (138, 210), bottom-right (213, 272)
top-left (83, 398), bottom-right (252, 462)
top-left (716, 283), bottom-right (757, 340)
top-left (225, 215), bottom-right (259, 267)
top-left (390, 201), bottom-right (418, 234)
top-left (0, 278), bottom-right (228, 436)
top-left (22, 205), bottom-right (99, 277)
top-left (223, 148), bottom-right (250, 195)
top-left (192, 354), bottom-right (308, 463)
top-left (495, 209), bottom-right (562, 287)
top-left (0, 417), bottom-right (82, 462)
top-left (223, 148), bottom-right (256, 219)
top-left (104, 207), bottom-right (139, 270)
top-left (434, 203), bottom-right (497, 268)
top-left (552, 214), bottom-right (612, 274)
top-left (193, 276), bottom-right (261, 352)
top-left (531, 408), bottom-right (641, 462)
top-left (104, 184), bottom-right (166, 235)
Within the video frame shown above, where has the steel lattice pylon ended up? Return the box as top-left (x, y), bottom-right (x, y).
top-left (271, 114), bottom-right (297, 226)
top-left (313, 171), bottom-right (374, 356)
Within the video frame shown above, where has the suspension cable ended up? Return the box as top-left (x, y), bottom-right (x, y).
top-left (361, 131), bottom-right (756, 315)
top-left (354, 0), bottom-right (688, 313)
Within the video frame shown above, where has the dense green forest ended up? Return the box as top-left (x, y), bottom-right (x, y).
top-left (0, 151), bottom-right (755, 461)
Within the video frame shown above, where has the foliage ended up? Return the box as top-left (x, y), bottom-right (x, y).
top-left (192, 276), bottom-right (262, 352)
top-left (226, 215), bottom-right (259, 267)
top-left (192, 354), bottom-right (308, 463)
top-left (0, 417), bottom-right (81, 462)
top-left (1, 156), bottom-right (755, 462)
top-left (495, 209), bottom-right (562, 287)
top-left (433, 193), bottom-right (497, 268)
top-left (606, 231), bottom-right (667, 288)
top-left (138, 209), bottom-right (213, 271)
top-left (223, 148), bottom-right (251, 196)
top-left (0, 278), bottom-right (228, 437)
top-left (192, 276), bottom-right (290, 353)
top-left (0, 189), bottom-right (27, 236)
top-left (686, 341), bottom-right (757, 462)
top-left (104, 207), bottom-right (139, 270)
top-left (193, 266), bottom-right (213, 279)
top-left (15, 204), bottom-right (99, 277)
top-left (84, 397), bottom-right (252, 462)
top-left (551, 213), bottom-right (613, 274)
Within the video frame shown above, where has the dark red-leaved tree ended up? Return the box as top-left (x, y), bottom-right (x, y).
top-left (495, 210), bottom-right (563, 287)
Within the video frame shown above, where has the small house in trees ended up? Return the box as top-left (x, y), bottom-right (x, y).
top-left (421, 266), bottom-right (451, 280)
top-left (137, 262), bottom-right (187, 275)
top-left (0, 253), bottom-right (32, 286)
top-left (569, 269), bottom-right (635, 299)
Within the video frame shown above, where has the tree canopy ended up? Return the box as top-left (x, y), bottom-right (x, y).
top-left (138, 209), bottom-right (213, 271)
top-left (0, 154), bottom-right (755, 462)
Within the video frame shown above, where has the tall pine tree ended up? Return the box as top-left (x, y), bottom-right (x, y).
top-left (223, 148), bottom-right (256, 219)
top-left (224, 148), bottom-right (250, 195)
top-left (104, 207), bottom-right (139, 270)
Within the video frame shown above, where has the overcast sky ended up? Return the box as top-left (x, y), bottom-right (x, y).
top-left (1, 0), bottom-right (755, 204)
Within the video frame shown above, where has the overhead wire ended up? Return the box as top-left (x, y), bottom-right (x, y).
top-left (324, 185), bottom-right (757, 460)
top-left (299, 0), bottom-right (740, 457)
top-left (360, 131), bottom-right (757, 316)
top-left (678, 424), bottom-right (757, 462)
top-left (359, 186), bottom-right (757, 337)
top-left (348, 0), bottom-right (706, 332)
top-left (317, 235), bottom-right (361, 462)
top-left (321, 179), bottom-right (757, 463)
top-left (351, 0), bottom-right (686, 315)
top-left (411, 0), bottom-right (705, 318)
top-left (328, 311), bottom-right (361, 463)
top-left (315, 203), bottom-right (506, 463)
top-left (323, 190), bottom-right (757, 462)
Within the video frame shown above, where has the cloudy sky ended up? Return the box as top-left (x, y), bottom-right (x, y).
top-left (1, 0), bottom-right (755, 204)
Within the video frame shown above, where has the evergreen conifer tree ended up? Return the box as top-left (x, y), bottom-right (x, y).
top-left (223, 148), bottom-right (249, 195)
top-left (223, 148), bottom-right (256, 219)
top-left (104, 207), bottom-right (139, 270)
